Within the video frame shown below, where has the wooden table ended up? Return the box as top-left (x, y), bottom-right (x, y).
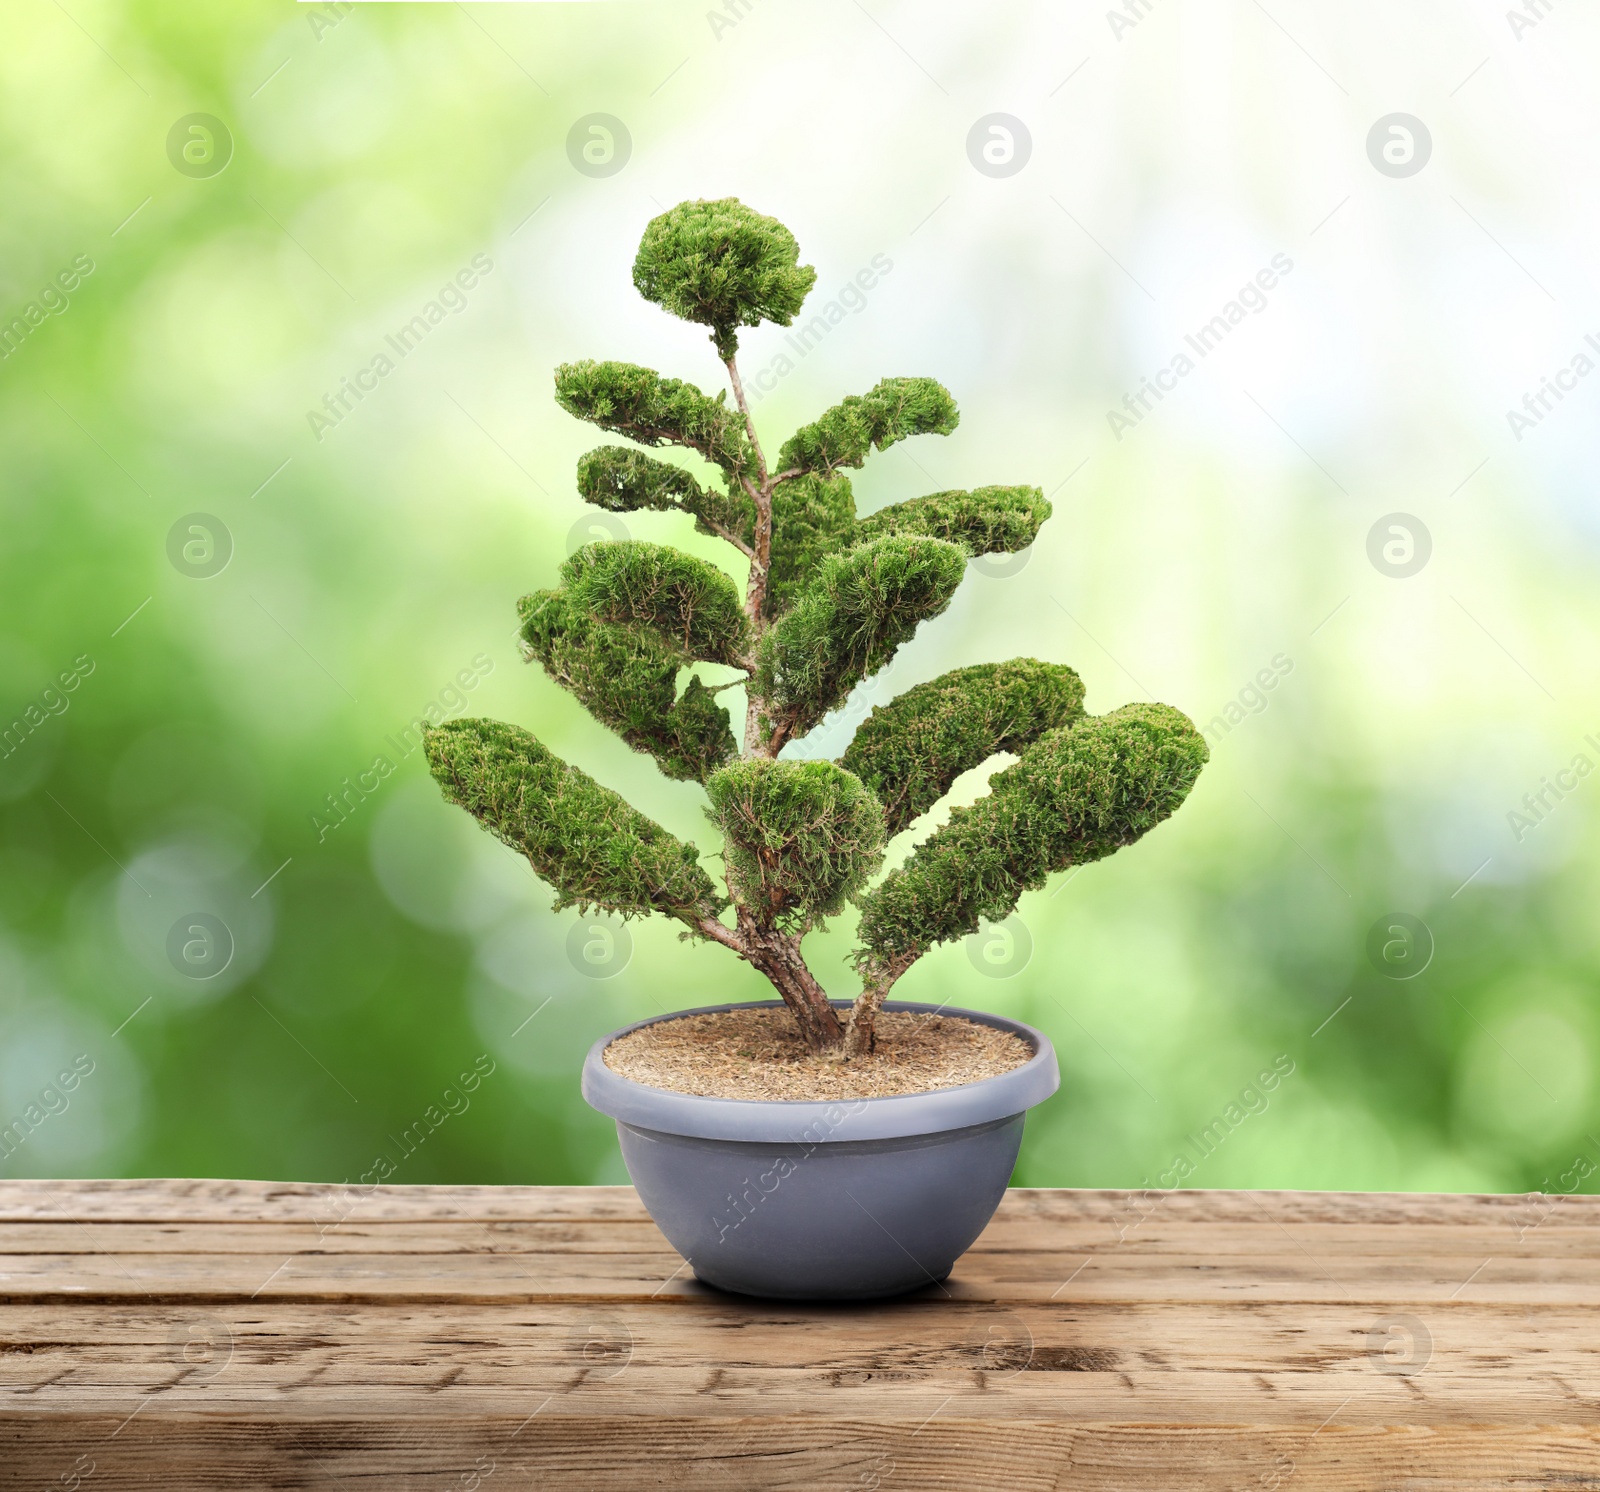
top-left (1, 1181), bottom-right (1596, 1488)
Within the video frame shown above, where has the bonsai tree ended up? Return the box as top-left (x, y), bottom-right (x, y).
top-left (424, 198), bottom-right (1207, 1058)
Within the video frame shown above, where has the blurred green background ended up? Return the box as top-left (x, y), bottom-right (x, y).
top-left (3, 0), bottom-right (1597, 1199)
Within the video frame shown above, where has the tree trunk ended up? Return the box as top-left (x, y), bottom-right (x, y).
top-left (713, 347), bottom-right (874, 1055)
top-left (843, 955), bottom-right (913, 1057)
top-left (738, 914), bottom-right (844, 1051)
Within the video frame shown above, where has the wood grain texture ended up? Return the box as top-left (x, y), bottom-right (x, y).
top-left (1, 1182), bottom-right (1597, 1489)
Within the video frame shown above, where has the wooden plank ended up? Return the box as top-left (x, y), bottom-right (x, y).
top-left (7, 1214), bottom-right (1598, 1255)
top-left (0, 1180), bottom-right (1570, 1227)
top-left (1, 1299), bottom-right (1598, 1418)
top-left (5, 1415), bottom-right (1599, 1492)
top-left (3, 1182), bottom-right (1599, 1490)
top-left (1, 1254), bottom-right (1597, 1306)
top-left (0, 1181), bottom-right (651, 1223)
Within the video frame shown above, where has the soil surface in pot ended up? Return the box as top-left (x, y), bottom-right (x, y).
top-left (602, 1008), bottom-right (1033, 1100)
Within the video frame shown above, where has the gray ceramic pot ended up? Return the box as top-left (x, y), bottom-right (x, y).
top-left (581, 999), bottom-right (1059, 1300)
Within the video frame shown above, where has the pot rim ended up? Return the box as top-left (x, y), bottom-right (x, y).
top-left (580, 998), bottom-right (1060, 1143)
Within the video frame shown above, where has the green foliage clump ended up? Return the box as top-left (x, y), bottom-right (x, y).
top-left (759, 485), bottom-right (1046, 624)
top-left (561, 540), bottom-right (748, 665)
top-left (424, 717), bottom-right (724, 922)
top-left (707, 759), bottom-right (885, 930)
top-left (632, 198), bottom-right (818, 360)
top-left (755, 535), bottom-right (968, 738)
top-left (577, 445), bottom-right (755, 547)
top-left (518, 590), bottom-right (735, 782)
top-left (855, 703), bottom-right (1208, 964)
top-left (854, 486), bottom-right (1050, 558)
top-left (777, 377), bottom-right (959, 479)
top-left (842, 659), bottom-right (1087, 837)
top-left (764, 472), bottom-right (857, 617)
top-left (554, 360), bottom-right (752, 480)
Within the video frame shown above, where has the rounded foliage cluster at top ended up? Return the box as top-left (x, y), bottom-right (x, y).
top-left (633, 198), bottom-right (817, 359)
top-left (706, 759), bottom-right (886, 930)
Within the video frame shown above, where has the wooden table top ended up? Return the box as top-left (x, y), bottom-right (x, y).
top-left (0, 1180), bottom-right (1596, 1489)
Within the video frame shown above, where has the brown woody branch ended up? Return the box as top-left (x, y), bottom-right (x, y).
top-left (707, 349), bottom-right (917, 1054)
top-left (843, 952), bottom-right (918, 1057)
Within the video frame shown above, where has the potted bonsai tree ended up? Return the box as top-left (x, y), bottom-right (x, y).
top-left (424, 198), bottom-right (1207, 1298)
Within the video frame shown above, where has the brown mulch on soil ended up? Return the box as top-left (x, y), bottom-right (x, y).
top-left (602, 1006), bottom-right (1034, 1101)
